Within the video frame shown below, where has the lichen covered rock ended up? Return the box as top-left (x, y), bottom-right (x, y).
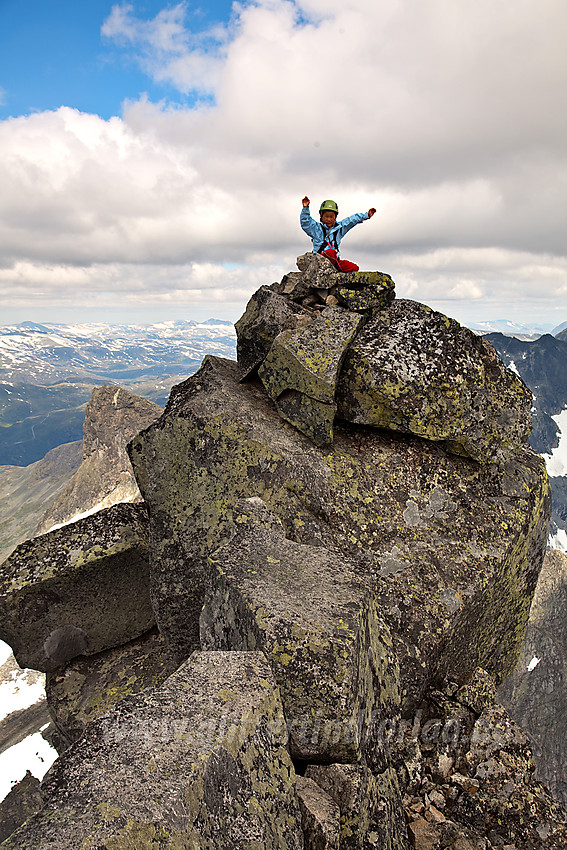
top-left (46, 627), bottom-right (178, 748)
top-left (200, 497), bottom-right (400, 761)
top-left (258, 306), bottom-right (363, 444)
top-left (128, 356), bottom-right (550, 712)
top-left (305, 762), bottom-right (408, 849)
top-left (336, 299), bottom-right (533, 464)
top-left (3, 651), bottom-right (304, 849)
top-left (235, 285), bottom-right (311, 381)
top-left (0, 503), bottom-right (153, 672)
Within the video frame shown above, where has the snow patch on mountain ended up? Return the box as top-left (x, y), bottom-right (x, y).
top-left (549, 527), bottom-right (567, 553)
top-left (0, 731), bottom-right (57, 801)
top-left (543, 408), bottom-right (567, 477)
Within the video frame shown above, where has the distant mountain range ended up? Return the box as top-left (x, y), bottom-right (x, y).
top-left (486, 330), bottom-right (567, 549)
top-left (0, 320), bottom-right (236, 467)
top-left (469, 319), bottom-right (567, 340)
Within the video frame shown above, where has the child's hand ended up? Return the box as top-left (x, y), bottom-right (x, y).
top-left (368, 208), bottom-right (376, 218)
top-left (302, 196), bottom-right (310, 207)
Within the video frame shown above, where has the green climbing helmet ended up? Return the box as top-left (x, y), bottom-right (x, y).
top-left (319, 199), bottom-right (339, 216)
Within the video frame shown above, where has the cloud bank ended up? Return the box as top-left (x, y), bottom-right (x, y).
top-left (1, 0), bottom-right (566, 325)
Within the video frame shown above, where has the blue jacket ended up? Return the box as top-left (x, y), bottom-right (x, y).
top-left (300, 205), bottom-right (369, 257)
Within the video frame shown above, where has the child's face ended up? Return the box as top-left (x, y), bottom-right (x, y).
top-left (320, 210), bottom-right (337, 227)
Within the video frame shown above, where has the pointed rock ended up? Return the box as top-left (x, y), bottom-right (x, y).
top-left (36, 385), bottom-right (162, 535)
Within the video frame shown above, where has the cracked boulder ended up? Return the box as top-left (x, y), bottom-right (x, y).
top-left (200, 497), bottom-right (400, 761)
top-left (336, 299), bottom-right (533, 464)
top-left (258, 306), bottom-right (363, 444)
top-left (3, 651), bottom-right (303, 850)
top-left (0, 503), bottom-right (153, 672)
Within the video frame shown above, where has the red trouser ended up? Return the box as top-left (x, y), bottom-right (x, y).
top-left (321, 247), bottom-right (359, 273)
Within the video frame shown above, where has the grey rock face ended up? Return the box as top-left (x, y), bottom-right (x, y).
top-left (129, 355), bottom-right (550, 714)
top-left (36, 385), bottom-right (162, 535)
top-left (305, 762), bottom-right (408, 849)
top-left (336, 300), bottom-right (533, 464)
top-left (498, 548), bottom-right (567, 808)
top-left (4, 651), bottom-right (303, 850)
top-left (200, 497), bottom-right (400, 762)
top-left (0, 502), bottom-right (153, 671)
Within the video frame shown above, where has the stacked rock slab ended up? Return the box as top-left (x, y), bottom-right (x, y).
top-left (0, 502), bottom-right (153, 672)
top-left (3, 652), bottom-right (304, 849)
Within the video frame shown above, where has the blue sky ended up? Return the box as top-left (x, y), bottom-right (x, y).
top-left (0, 0), bottom-right (233, 118)
top-left (0, 1), bottom-right (566, 327)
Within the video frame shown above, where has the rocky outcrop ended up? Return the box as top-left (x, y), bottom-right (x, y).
top-left (236, 254), bottom-right (532, 460)
top-left (2, 257), bottom-right (564, 848)
top-left (3, 652), bottom-right (304, 849)
top-left (36, 385), bottom-right (161, 535)
top-left (129, 354), bottom-right (549, 708)
top-left (498, 548), bottom-right (567, 808)
top-left (200, 497), bottom-right (400, 762)
top-left (0, 773), bottom-right (42, 844)
top-left (0, 502), bottom-right (152, 671)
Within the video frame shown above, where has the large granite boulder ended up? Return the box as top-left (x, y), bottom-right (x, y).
top-left (3, 651), bottom-right (304, 850)
top-left (200, 497), bottom-right (400, 762)
top-left (129, 356), bottom-right (550, 714)
top-left (498, 548), bottom-right (567, 808)
top-left (0, 503), bottom-right (153, 672)
top-left (46, 627), bottom-right (178, 748)
top-left (336, 299), bottom-right (533, 464)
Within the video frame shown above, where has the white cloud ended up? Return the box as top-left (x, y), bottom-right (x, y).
top-left (1, 0), bottom-right (566, 324)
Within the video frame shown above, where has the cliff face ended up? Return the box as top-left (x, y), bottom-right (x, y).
top-left (498, 548), bottom-right (567, 808)
top-left (1, 255), bottom-right (564, 848)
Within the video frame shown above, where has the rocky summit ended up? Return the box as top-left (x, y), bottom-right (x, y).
top-left (1, 255), bottom-right (565, 848)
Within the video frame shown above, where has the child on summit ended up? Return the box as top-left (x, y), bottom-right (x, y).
top-left (300, 196), bottom-right (376, 272)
